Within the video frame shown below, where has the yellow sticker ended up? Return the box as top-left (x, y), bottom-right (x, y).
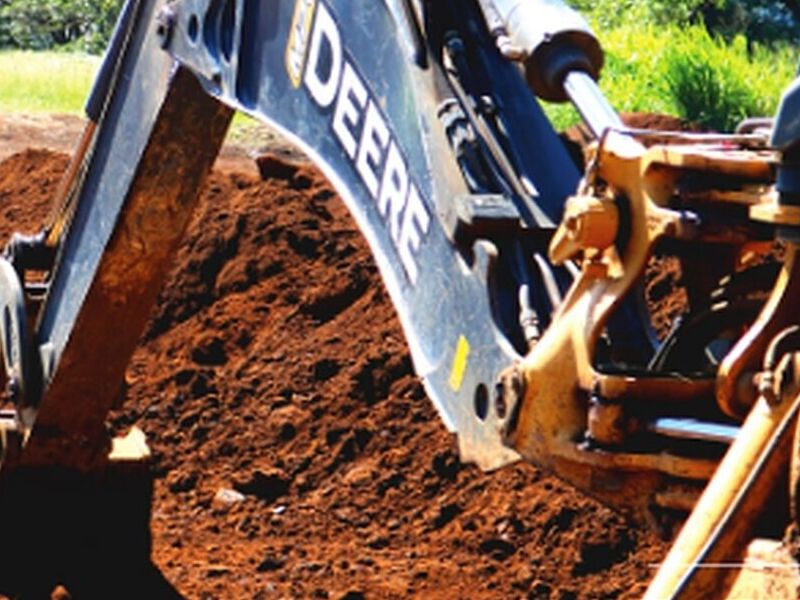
top-left (285, 0), bottom-right (317, 88)
top-left (448, 335), bottom-right (470, 392)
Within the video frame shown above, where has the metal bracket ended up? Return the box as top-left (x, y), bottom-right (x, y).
top-left (0, 257), bottom-right (38, 459)
top-left (453, 193), bottom-right (522, 244)
top-left (0, 259), bottom-right (31, 405)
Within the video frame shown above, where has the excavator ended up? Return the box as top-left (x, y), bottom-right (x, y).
top-left (2, 0), bottom-right (800, 597)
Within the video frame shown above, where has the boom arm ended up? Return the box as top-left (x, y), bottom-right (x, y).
top-left (160, 0), bottom-right (596, 469)
top-left (3, 0), bottom-right (597, 470)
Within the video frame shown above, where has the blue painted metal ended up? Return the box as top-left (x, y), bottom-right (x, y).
top-left (162, 0), bottom-right (590, 467)
top-left (21, 0), bottom-right (642, 469)
top-left (22, 0), bottom-right (233, 468)
top-left (37, 0), bottom-right (171, 365)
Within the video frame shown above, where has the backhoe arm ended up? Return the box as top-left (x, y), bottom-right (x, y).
top-left (1, 0), bottom-right (232, 468)
top-left (3, 0), bottom-right (594, 471)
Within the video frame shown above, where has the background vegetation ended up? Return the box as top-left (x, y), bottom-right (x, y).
top-left (544, 0), bottom-right (800, 130)
top-left (0, 0), bottom-right (123, 54)
top-left (571, 0), bottom-right (800, 45)
top-left (0, 0), bottom-right (798, 132)
top-left (544, 20), bottom-right (798, 131)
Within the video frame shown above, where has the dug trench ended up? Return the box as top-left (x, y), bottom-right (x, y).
top-left (0, 130), bottom-right (669, 598)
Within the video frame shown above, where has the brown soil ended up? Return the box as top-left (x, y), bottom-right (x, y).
top-left (0, 118), bottom-right (667, 598)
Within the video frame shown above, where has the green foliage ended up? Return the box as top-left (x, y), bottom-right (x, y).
top-left (569, 0), bottom-right (721, 29)
top-left (703, 1), bottom-right (800, 45)
top-left (569, 0), bottom-right (799, 45)
top-left (596, 24), bottom-right (674, 115)
top-left (542, 22), bottom-right (797, 132)
top-left (659, 26), bottom-right (796, 130)
top-left (0, 0), bottom-right (123, 54)
top-left (662, 32), bottom-right (757, 131)
top-left (647, 0), bottom-right (721, 23)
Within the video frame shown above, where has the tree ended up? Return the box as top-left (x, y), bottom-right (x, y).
top-left (777, 0), bottom-right (800, 21)
top-left (705, 1), bottom-right (799, 45)
top-left (0, 0), bottom-right (123, 53)
top-left (571, 0), bottom-right (799, 44)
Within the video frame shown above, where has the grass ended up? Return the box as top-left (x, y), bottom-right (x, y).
top-left (0, 50), bottom-right (100, 113)
top-left (0, 49), bottom-right (266, 147)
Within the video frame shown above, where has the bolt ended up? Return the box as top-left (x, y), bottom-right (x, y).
top-left (6, 377), bottom-right (19, 405)
top-left (510, 369), bottom-right (525, 400)
top-left (495, 366), bottom-right (525, 422)
top-left (494, 382), bottom-right (507, 419)
top-left (479, 95), bottom-right (497, 116)
top-left (156, 7), bottom-right (176, 50)
top-left (757, 370), bottom-right (779, 406)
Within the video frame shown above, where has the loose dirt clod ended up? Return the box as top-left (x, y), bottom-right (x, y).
top-left (0, 147), bottom-right (667, 599)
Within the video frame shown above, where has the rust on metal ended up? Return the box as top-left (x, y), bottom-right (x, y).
top-left (15, 69), bottom-right (232, 470)
top-left (644, 389), bottom-right (800, 599)
top-left (503, 131), bottom-right (782, 521)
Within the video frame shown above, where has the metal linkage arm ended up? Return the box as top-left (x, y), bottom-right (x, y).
top-left (8, 0), bottom-right (232, 470)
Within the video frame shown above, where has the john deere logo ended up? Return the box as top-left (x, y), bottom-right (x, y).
top-left (286, 0), bottom-right (317, 88)
top-left (288, 0), bottom-right (432, 285)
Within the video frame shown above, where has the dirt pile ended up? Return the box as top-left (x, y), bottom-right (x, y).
top-left (0, 147), bottom-right (665, 598)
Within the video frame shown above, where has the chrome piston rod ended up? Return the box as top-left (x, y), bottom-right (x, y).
top-left (563, 71), bottom-right (623, 139)
top-left (648, 418), bottom-right (740, 445)
top-left (483, 0), bottom-right (622, 138)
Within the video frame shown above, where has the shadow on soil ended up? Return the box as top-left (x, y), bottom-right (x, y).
top-left (0, 465), bottom-right (182, 599)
